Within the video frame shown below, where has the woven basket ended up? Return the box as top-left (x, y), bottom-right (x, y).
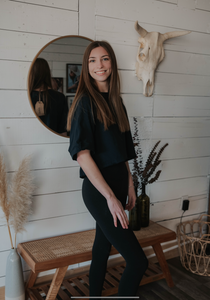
top-left (177, 214), bottom-right (210, 276)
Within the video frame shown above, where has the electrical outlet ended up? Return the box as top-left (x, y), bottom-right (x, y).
top-left (182, 199), bottom-right (189, 211)
top-left (180, 195), bottom-right (189, 210)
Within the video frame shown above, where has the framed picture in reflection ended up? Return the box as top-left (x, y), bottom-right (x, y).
top-left (66, 95), bottom-right (75, 109)
top-left (51, 77), bottom-right (63, 93)
top-left (66, 64), bottom-right (82, 93)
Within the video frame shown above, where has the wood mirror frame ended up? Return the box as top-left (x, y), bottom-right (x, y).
top-left (27, 35), bottom-right (93, 138)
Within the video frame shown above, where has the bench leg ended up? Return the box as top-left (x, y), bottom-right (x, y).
top-left (25, 271), bottom-right (38, 300)
top-left (46, 266), bottom-right (68, 300)
top-left (152, 243), bottom-right (174, 288)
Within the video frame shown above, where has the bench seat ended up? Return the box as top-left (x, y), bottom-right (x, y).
top-left (17, 221), bottom-right (176, 300)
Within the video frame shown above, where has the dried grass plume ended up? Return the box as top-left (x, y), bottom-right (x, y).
top-left (9, 156), bottom-right (34, 247)
top-left (0, 154), bottom-right (34, 248)
top-left (0, 154), bottom-right (9, 222)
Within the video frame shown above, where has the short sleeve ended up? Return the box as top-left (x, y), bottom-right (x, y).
top-left (69, 96), bottom-right (95, 161)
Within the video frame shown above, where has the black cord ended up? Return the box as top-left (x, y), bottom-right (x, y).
top-left (179, 210), bottom-right (186, 234)
top-left (180, 210), bottom-right (185, 224)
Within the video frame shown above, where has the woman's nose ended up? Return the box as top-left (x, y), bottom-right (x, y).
top-left (96, 60), bottom-right (103, 68)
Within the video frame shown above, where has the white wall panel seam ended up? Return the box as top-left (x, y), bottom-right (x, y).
top-left (159, 156), bottom-right (210, 161)
top-left (157, 211), bottom-right (207, 222)
top-left (96, 17), bottom-right (210, 35)
top-left (122, 94), bottom-right (210, 98)
top-left (164, 49), bottom-right (210, 56)
top-left (151, 175), bottom-right (209, 182)
top-left (96, 23), bottom-right (210, 37)
top-left (26, 189), bottom-right (82, 197)
top-left (0, 28), bottom-right (60, 38)
top-left (0, 212), bottom-right (88, 227)
top-left (151, 194), bottom-right (207, 203)
top-left (196, 8), bottom-right (210, 12)
top-left (155, 0), bottom-right (177, 5)
top-left (8, 0), bottom-right (78, 12)
top-left (150, 116), bottom-right (210, 119)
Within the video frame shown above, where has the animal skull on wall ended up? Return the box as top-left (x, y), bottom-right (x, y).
top-left (134, 21), bottom-right (191, 97)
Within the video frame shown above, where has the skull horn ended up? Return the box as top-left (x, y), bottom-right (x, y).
top-left (161, 30), bottom-right (191, 42)
top-left (134, 21), bottom-right (148, 37)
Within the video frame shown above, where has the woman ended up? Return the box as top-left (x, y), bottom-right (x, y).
top-left (67, 41), bottom-right (148, 297)
top-left (29, 58), bottom-right (68, 136)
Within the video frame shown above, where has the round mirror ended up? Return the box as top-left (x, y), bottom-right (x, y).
top-left (28, 35), bottom-right (93, 137)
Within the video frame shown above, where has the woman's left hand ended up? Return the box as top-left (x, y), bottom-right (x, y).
top-left (125, 185), bottom-right (136, 211)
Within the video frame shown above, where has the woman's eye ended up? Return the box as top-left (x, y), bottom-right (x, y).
top-left (89, 59), bottom-right (95, 63)
top-left (103, 57), bottom-right (109, 61)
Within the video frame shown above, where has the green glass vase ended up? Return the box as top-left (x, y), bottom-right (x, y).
top-left (139, 184), bottom-right (150, 227)
top-left (129, 187), bottom-right (141, 231)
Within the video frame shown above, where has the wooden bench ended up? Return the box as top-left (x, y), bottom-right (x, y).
top-left (17, 221), bottom-right (176, 300)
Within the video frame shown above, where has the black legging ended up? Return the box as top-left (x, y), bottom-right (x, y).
top-left (82, 162), bottom-right (148, 297)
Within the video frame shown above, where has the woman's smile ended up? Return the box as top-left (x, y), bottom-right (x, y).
top-left (95, 70), bottom-right (106, 75)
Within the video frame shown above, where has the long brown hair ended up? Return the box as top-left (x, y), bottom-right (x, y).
top-left (67, 41), bottom-right (129, 132)
top-left (28, 58), bottom-right (52, 113)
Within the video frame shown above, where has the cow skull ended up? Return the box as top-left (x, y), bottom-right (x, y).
top-left (135, 21), bottom-right (191, 97)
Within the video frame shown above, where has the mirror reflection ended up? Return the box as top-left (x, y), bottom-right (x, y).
top-left (28, 36), bottom-right (92, 137)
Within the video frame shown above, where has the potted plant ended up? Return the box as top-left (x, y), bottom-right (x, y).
top-left (130, 117), bottom-right (168, 229)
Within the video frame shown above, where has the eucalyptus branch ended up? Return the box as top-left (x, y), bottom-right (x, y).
top-left (148, 170), bottom-right (162, 184)
top-left (145, 141), bottom-right (160, 168)
top-left (131, 120), bottom-right (169, 190)
top-left (142, 163), bottom-right (152, 179)
top-left (153, 143), bottom-right (168, 166)
top-left (132, 117), bottom-right (144, 190)
top-left (146, 160), bottom-right (161, 180)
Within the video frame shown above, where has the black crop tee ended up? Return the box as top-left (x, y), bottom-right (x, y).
top-left (68, 93), bottom-right (136, 178)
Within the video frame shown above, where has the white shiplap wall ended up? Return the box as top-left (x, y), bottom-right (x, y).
top-left (0, 0), bottom-right (210, 287)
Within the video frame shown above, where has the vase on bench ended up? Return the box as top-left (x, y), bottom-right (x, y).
top-left (5, 248), bottom-right (25, 300)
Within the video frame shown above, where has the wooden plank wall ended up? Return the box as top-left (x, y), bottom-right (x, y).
top-left (0, 0), bottom-right (210, 288)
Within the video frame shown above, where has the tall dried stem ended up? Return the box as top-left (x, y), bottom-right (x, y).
top-left (9, 156), bottom-right (34, 248)
top-left (0, 154), bottom-right (14, 248)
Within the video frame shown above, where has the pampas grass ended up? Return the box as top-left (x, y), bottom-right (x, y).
top-left (9, 157), bottom-right (34, 247)
top-left (0, 154), bottom-right (34, 248)
top-left (0, 154), bottom-right (13, 248)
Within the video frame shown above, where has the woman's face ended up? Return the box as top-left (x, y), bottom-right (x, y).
top-left (88, 46), bottom-right (112, 90)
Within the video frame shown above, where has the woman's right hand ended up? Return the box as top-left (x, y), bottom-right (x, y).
top-left (106, 195), bottom-right (129, 229)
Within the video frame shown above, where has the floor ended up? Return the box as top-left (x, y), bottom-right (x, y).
top-left (134, 256), bottom-right (210, 300)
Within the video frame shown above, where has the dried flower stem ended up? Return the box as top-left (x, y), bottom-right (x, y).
top-left (131, 120), bottom-right (169, 191)
top-left (15, 234), bottom-right (17, 250)
top-left (8, 224), bottom-right (14, 249)
top-left (0, 154), bottom-right (14, 248)
top-left (9, 156), bottom-right (34, 247)
top-left (0, 154), bottom-right (34, 249)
